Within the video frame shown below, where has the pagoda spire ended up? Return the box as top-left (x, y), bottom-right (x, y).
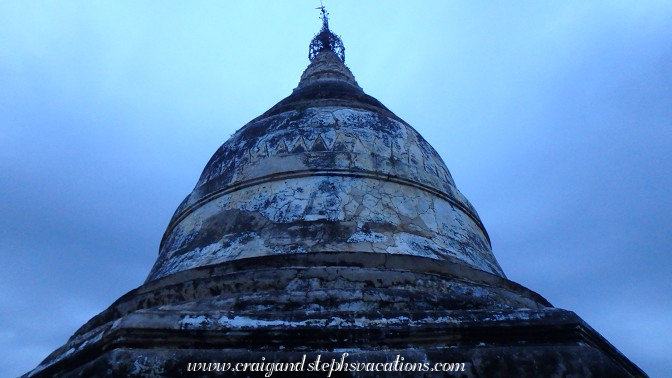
top-left (308, 5), bottom-right (345, 62)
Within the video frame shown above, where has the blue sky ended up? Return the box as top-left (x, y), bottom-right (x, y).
top-left (1, 1), bottom-right (670, 376)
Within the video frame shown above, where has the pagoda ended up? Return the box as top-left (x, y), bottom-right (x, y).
top-left (26, 8), bottom-right (645, 377)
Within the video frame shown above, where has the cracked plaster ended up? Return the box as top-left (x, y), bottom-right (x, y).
top-left (149, 176), bottom-right (501, 281)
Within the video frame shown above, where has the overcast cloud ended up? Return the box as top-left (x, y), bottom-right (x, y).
top-left (1, 2), bottom-right (670, 376)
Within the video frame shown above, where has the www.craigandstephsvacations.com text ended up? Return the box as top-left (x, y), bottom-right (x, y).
top-left (186, 353), bottom-right (467, 376)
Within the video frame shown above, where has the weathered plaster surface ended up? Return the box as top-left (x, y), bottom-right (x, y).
top-left (151, 176), bottom-right (498, 281)
top-left (149, 105), bottom-right (503, 281)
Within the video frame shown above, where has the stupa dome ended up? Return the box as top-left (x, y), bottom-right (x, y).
top-left (148, 46), bottom-right (504, 282)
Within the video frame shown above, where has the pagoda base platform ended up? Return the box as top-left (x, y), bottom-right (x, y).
top-left (25, 254), bottom-right (645, 377)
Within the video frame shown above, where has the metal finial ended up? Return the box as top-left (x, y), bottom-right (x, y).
top-left (317, 4), bottom-right (329, 29)
top-left (308, 5), bottom-right (345, 62)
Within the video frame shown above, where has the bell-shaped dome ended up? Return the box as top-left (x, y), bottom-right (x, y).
top-left (146, 41), bottom-right (504, 283)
